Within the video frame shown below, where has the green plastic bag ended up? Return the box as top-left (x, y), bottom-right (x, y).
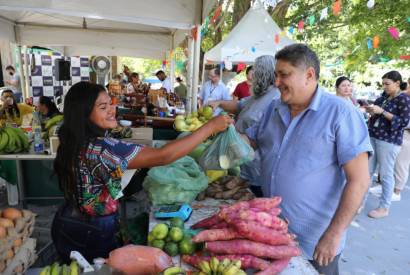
top-left (143, 156), bottom-right (208, 205)
top-left (199, 125), bottom-right (255, 170)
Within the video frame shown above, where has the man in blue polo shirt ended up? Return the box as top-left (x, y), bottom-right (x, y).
top-left (245, 44), bottom-right (372, 275)
top-left (199, 68), bottom-right (231, 116)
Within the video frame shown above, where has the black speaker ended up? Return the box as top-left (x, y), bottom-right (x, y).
top-left (55, 59), bottom-right (71, 81)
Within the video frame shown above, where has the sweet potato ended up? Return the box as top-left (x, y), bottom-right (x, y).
top-left (205, 240), bottom-right (301, 259)
top-left (210, 222), bottom-right (229, 229)
top-left (232, 220), bottom-right (292, 246)
top-left (255, 258), bottom-right (291, 275)
top-left (182, 254), bottom-right (271, 270)
top-left (192, 228), bottom-right (242, 243)
top-left (191, 213), bottom-right (222, 229)
top-left (249, 197), bottom-right (282, 210)
top-left (225, 209), bottom-right (287, 231)
top-left (106, 245), bottom-right (173, 275)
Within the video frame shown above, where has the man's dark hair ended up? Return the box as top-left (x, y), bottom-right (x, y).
top-left (212, 68), bottom-right (221, 77)
top-left (5, 65), bottom-right (15, 71)
top-left (176, 77), bottom-right (183, 82)
top-left (155, 70), bottom-right (165, 76)
top-left (246, 66), bottom-right (253, 75)
top-left (275, 43), bottom-right (320, 80)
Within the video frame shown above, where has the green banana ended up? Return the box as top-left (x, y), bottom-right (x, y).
top-left (198, 260), bottom-right (212, 274)
top-left (210, 257), bottom-right (219, 274)
top-left (4, 127), bottom-right (17, 153)
top-left (50, 262), bottom-right (61, 275)
top-left (12, 127), bottom-right (29, 151)
top-left (163, 266), bottom-right (185, 275)
top-left (0, 131), bottom-right (9, 152)
top-left (217, 259), bottom-right (230, 274)
top-left (222, 265), bottom-right (240, 275)
top-left (39, 265), bottom-right (50, 275)
top-left (61, 264), bottom-right (70, 275)
top-left (45, 115), bottom-right (63, 130)
top-left (70, 261), bottom-right (79, 275)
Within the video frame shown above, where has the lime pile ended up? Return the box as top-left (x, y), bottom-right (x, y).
top-left (148, 217), bottom-right (196, 257)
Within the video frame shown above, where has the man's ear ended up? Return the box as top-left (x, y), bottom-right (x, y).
top-left (306, 67), bottom-right (316, 83)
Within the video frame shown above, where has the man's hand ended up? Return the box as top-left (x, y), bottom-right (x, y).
top-left (313, 230), bottom-right (342, 266)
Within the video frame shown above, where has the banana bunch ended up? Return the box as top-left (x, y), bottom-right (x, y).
top-left (39, 260), bottom-right (79, 275)
top-left (44, 114), bottom-right (63, 138)
top-left (162, 266), bottom-right (186, 275)
top-left (197, 257), bottom-right (246, 275)
top-left (0, 127), bottom-right (29, 153)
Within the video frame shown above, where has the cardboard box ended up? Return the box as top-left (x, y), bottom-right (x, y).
top-left (131, 127), bottom-right (153, 140)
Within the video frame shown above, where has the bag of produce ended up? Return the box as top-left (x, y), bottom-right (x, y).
top-left (199, 125), bottom-right (255, 170)
top-left (143, 156), bottom-right (208, 205)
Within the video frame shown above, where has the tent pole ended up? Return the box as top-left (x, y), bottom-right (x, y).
top-left (170, 33), bottom-right (175, 94)
top-left (192, 24), bottom-right (201, 113)
top-left (186, 37), bottom-right (195, 114)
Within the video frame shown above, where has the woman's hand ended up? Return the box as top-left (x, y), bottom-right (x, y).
top-left (365, 105), bottom-right (383, 115)
top-left (207, 101), bottom-right (220, 110)
top-left (207, 115), bottom-right (233, 134)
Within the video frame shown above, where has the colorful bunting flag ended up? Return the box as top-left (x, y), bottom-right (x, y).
top-left (298, 20), bottom-right (304, 32)
top-left (251, 46), bottom-right (256, 53)
top-left (274, 34), bottom-right (280, 44)
top-left (399, 55), bottom-right (410, 60)
top-left (211, 5), bottom-right (222, 24)
top-left (373, 36), bottom-right (380, 48)
top-left (309, 15), bottom-right (315, 26)
top-left (333, 0), bottom-right (341, 16)
top-left (191, 26), bottom-right (198, 41)
top-left (388, 27), bottom-right (400, 40)
top-left (367, 0), bottom-right (375, 9)
top-left (288, 26), bottom-right (295, 34)
top-left (320, 7), bottom-right (328, 21)
top-left (408, 17), bottom-right (410, 23)
top-left (367, 38), bottom-right (373, 49)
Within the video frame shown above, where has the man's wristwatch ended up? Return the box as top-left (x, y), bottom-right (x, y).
top-left (382, 110), bottom-right (387, 116)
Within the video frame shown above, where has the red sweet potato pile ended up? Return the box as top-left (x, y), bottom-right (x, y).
top-left (186, 197), bottom-right (300, 275)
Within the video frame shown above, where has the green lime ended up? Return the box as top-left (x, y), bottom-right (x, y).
top-left (178, 237), bottom-right (196, 255)
top-left (147, 232), bottom-right (155, 243)
top-left (165, 234), bottom-right (173, 242)
top-left (169, 227), bottom-right (184, 242)
top-left (152, 223), bottom-right (169, 240)
top-left (151, 239), bottom-right (165, 250)
top-left (170, 217), bottom-right (184, 229)
top-left (164, 242), bottom-right (179, 257)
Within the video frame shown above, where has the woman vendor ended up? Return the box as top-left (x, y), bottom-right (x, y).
top-left (0, 89), bottom-right (33, 126)
top-left (52, 81), bottom-right (232, 262)
top-left (38, 96), bottom-right (61, 121)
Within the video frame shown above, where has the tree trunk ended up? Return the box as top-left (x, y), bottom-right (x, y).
top-left (232, 0), bottom-right (251, 27)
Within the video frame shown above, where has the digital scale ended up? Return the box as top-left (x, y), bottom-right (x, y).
top-left (154, 203), bottom-right (193, 222)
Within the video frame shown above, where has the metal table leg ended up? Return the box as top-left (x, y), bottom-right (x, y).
top-left (15, 159), bottom-right (26, 208)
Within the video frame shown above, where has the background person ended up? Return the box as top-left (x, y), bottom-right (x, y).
top-left (0, 89), bottom-right (33, 126)
top-left (208, 55), bottom-right (279, 197)
top-left (232, 66), bottom-right (253, 100)
top-left (155, 70), bottom-right (172, 93)
top-left (5, 65), bottom-right (23, 103)
top-left (366, 71), bottom-right (410, 218)
top-left (52, 81), bottom-right (232, 262)
top-left (198, 68), bottom-right (231, 116)
top-left (174, 77), bottom-right (187, 105)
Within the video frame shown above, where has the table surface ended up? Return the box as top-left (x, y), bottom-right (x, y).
top-left (0, 152), bottom-right (56, 160)
top-left (149, 198), bottom-right (318, 275)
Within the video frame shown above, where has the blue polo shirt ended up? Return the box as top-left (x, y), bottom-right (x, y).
top-left (246, 86), bottom-right (372, 259)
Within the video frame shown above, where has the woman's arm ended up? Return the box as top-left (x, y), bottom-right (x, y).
top-left (127, 115), bottom-right (233, 168)
top-left (208, 100), bottom-right (239, 114)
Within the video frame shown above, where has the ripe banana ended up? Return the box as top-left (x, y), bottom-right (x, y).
top-left (50, 262), bottom-right (61, 275)
top-left (217, 258), bottom-right (231, 274)
top-left (163, 266), bottom-right (185, 275)
top-left (70, 260), bottom-right (79, 275)
top-left (39, 265), bottom-right (50, 275)
top-left (198, 260), bottom-right (212, 274)
top-left (210, 257), bottom-right (219, 273)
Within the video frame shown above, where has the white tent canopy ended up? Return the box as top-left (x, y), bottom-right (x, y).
top-left (0, 0), bottom-right (216, 59)
top-left (204, 1), bottom-right (294, 64)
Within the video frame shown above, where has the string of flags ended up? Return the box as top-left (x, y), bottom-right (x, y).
top-left (286, 0), bottom-right (408, 63)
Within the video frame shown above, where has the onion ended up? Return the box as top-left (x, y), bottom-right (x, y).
top-left (0, 218), bottom-right (14, 228)
top-left (13, 238), bottom-right (22, 247)
top-left (6, 249), bottom-right (14, 259)
top-left (0, 226), bottom-right (6, 238)
top-left (2, 208), bottom-right (22, 220)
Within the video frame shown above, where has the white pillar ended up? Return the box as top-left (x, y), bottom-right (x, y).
top-left (21, 46), bottom-right (30, 100)
top-left (169, 34), bottom-right (175, 94)
top-left (192, 25), bottom-right (201, 113)
top-left (186, 37), bottom-right (195, 114)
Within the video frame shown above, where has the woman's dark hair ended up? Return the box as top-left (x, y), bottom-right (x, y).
top-left (54, 82), bottom-right (107, 204)
top-left (1, 89), bottom-right (20, 117)
top-left (130, 72), bottom-right (139, 79)
top-left (382, 70), bottom-right (407, 90)
top-left (335, 76), bottom-right (351, 88)
top-left (246, 66), bottom-right (253, 75)
top-left (39, 96), bottom-right (61, 117)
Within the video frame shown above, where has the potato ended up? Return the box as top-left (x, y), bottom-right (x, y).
top-left (222, 186), bottom-right (242, 200)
